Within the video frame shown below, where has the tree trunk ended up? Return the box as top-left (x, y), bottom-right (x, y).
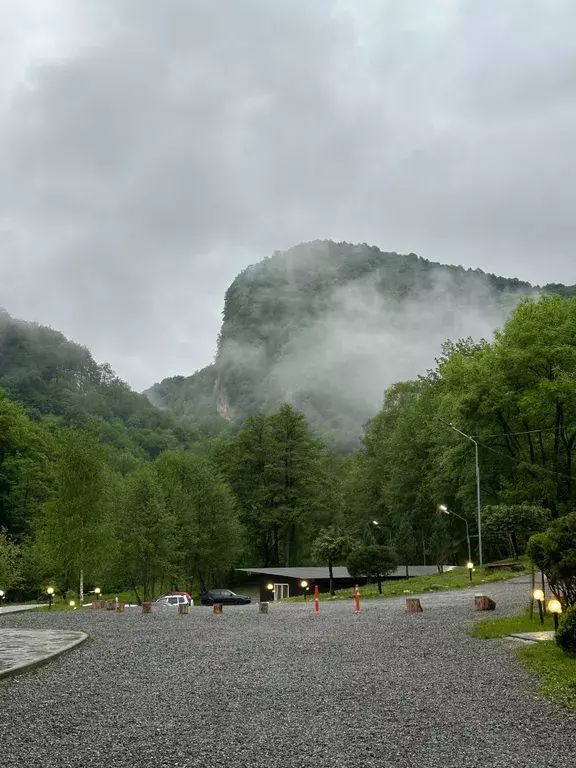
top-left (510, 530), bottom-right (519, 560)
top-left (405, 564), bottom-right (409, 578)
top-left (328, 560), bottom-right (335, 596)
top-left (79, 568), bottom-right (84, 605)
top-left (377, 574), bottom-right (382, 594)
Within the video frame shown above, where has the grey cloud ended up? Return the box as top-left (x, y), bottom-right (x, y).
top-left (0, 0), bottom-right (575, 390)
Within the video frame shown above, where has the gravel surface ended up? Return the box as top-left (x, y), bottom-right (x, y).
top-left (1, 578), bottom-right (574, 768)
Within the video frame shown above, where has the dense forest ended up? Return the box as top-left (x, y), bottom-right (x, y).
top-left (148, 240), bottom-right (576, 450)
top-left (2, 243), bottom-right (576, 602)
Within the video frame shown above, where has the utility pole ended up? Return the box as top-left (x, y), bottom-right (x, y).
top-left (439, 419), bottom-right (483, 566)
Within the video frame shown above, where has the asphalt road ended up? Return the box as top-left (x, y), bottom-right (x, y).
top-left (1, 578), bottom-right (574, 768)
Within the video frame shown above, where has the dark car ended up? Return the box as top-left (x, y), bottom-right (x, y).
top-left (201, 589), bottom-right (251, 606)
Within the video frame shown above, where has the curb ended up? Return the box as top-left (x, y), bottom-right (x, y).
top-left (0, 631), bottom-right (89, 681)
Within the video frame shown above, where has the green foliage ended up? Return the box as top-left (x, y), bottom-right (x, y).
top-left (117, 463), bottom-right (176, 602)
top-left (312, 526), bottom-right (350, 595)
top-left (393, 515), bottom-right (418, 577)
top-left (155, 450), bottom-right (243, 592)
top-left (428, 515), bottom-right (454, 573)
top-left (472, 611), bottom-right (555, 639)
top-left (483, 504), bottom-right (551, 560)
top-left (556, 605), bottom-right (576, 654)
top-left (347, 545), bottom-right (398, 593)
top-left (220, 403), bottom-right (333, 566)
top-left (528, 511), bottom-right (576, 606)
top-left (0, 529), bottom-right (23, 592)
top-left (36, 427), bottom-right (116, 596)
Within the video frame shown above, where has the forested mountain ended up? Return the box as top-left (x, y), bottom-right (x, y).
top-left (0, 308), bottom-right (200, 463)
top-left (147, 240), bottom-right (576, 450)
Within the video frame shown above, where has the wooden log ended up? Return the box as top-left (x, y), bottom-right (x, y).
top-left (92, 600), bottom-right (102, 610)
top-left (475, 595), bottom-right (496, 611)
top-left (178, 603), bottom-right (189, 615)
top-left (259, 602), bottom-right (269, 614)
top-left (105, 600), bottom-right (116, 611)
top-left (142, 602), bottom-right (153, 614)
top-left (406, 598), bottom-right (423, 613)
top-left (213, 603), bottom-right (223, 614)
top-left (116, 602), bottom-right (125, 613)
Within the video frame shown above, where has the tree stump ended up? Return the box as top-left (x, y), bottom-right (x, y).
top-left (213, 603), bottom-right (223, 614)
top-left (178, 603), bottom-right (189, 615)
top-left (105, 600), bottom-right (116, 611)
top-left (142, 602), bottom-right (153, 614)
top-left (116, 602), bottom-right (125, 613)
top-left (406, 598), bottom-right (423, 613)
top-left (259, 602), bottom-right (269, 614)
top-left (475, 595), bottom-right (496, 611)
top-left (92, 600), bottom-right (102, 610)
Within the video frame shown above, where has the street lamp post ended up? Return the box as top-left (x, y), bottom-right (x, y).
top-left (439, 419), bottom-right (483, 566)
top-left (439, 505), bottom-right (472, 564)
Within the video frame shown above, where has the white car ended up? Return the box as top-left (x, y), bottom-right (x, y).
top-left (155, 594), bottom-right (193, 608)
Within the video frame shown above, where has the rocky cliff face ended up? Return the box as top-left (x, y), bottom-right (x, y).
top-left (145, 240), bottom-right (575, 450)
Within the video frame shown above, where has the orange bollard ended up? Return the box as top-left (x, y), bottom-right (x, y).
top-left (314, 597), bottom-right (320, 615)
top-left (354, 584), bottom-right (361, 614)
top-left (314, 584), bottom-right (319, 598)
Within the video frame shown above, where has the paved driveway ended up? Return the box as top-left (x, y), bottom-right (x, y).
top-left (1, 577), bottom-right (574, 767)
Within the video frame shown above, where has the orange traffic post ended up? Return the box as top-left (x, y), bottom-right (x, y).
top-left (354, 584), bottom-right (361, 614)
top-left (314, 597), bottom-right (320, 614)
top-left (314, 584), bottom-right (319, 598)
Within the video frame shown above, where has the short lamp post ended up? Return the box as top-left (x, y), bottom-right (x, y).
top-left (0, 589), bottom-right (5, 607)
top-left (533, 589), bottom-right (545, 625)
top-left (69, 600), bottom-right (76, 609)
top-left (300, 580), bottom-right (309, 601)
top-left (548, 598), bottom-right (563, 631)
top-left (94, 587), bottom-right (101, 600)
top-left (47, 586), bottom-right (55, 609)
top-left (267, 583), bottom-right (274, 601)
top-left (467, 562), bottom-right (474, 583)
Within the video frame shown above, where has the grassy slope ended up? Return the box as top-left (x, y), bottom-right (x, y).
top-left (473, 611), bottom-right (576, 710)
top-left (288, 563), bottom-right (527, 602)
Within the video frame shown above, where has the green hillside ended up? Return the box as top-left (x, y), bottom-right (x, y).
top-left (147, 240), bottom-right (576, 449)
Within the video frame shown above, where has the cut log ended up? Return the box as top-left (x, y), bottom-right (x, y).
top-left (259, 602), bottom-right (269, 614)
top-left (178, 603), bottom-right (189, 615)
top-left (116, 602), bottom-right (125, 613)
top-left (92, 600), bottom-right (102, 610)
top-left (105, 600), bottom-right (116, 611)
top-left (213, 603), bottom-right (223, 614)
top-left (475, 595), bottom-right (496, 611)
top-left (406, 598), bottom-right (423, 613)
top-left (142, 602), bottom-right (153, 614)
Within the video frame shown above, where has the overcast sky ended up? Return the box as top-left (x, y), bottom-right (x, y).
top-left (1, 0), bottom-right (575, 391)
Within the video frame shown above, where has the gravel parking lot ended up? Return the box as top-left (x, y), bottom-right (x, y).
top-left (1, 578), bottom-right (575, 768)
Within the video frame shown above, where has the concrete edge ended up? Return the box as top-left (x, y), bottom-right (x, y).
top-left (0, 631), bottom-right (89, 681)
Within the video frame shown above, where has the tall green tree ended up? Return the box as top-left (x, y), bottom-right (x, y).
top-left (393, 514), bottom-right (418, 577)
top-left (312, 527), bottom-right (350, 596)
top-left (38, 427), bottom-right (115, 602)
top-left (118, 463), bottom-right (176, 603)
top-left (0, 529), bottom-right (23, 593)
top-left (156, 450), bottom-right (242, 593)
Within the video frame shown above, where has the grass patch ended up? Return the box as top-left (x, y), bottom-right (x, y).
top-left (517, 642), bottom-right (576, 709)
top-left (286, 562), bottom-right (527, 602)
top-left (473, 612), bottom-right (555, 639)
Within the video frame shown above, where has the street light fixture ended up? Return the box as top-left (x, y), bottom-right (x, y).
top-left (0, 589), bottom-right (5, 606)
top-left (94, 587), bottom-right (101, 598)
top-left (467, 562), bottom-right (474, 582)
top-left (47, 586), bottom-right (54, 609)
top-left (439, 419), bottom-right (483, 566)
top-left (440, 505), bottom-right (472, 565)
top-left (548, 599), bottom-right (563, 631)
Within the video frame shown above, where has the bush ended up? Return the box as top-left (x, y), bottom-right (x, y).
top-left (555, 605), bottom-right (576, 654)
top-left (527, 511), bottom-right (576, 607)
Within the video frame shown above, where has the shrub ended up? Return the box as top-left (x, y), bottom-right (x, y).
top-left (555, 605), bottom-right (576, 654)
top-left (527, 511), bottom-right (576, 607)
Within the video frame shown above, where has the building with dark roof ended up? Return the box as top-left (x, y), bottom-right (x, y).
top-left (236, 565), bottom-right (456, 602)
